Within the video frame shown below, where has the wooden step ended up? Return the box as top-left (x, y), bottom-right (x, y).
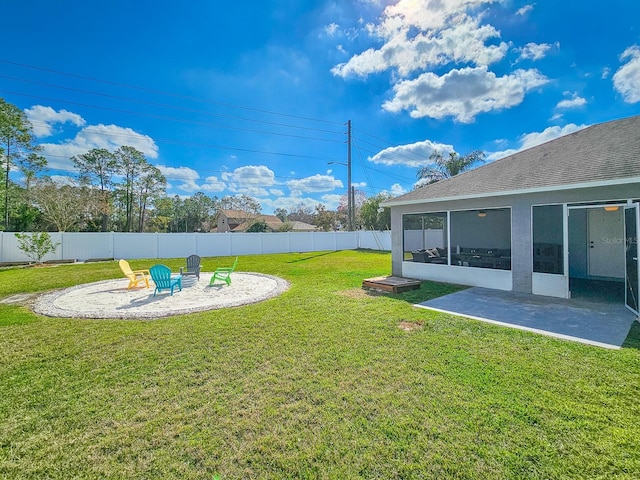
top-left (362, 276), bottom-right (421, 293)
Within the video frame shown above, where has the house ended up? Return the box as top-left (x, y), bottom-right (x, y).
top-left (217, 210), bottom-right (253, 232)
top-left (381, 115), bottom-right (640, 316)
top-left (217, 210), bottom-right (284, 232)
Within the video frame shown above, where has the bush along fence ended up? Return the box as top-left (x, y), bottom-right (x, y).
top-left (0, 230), bottom-right (391, 264)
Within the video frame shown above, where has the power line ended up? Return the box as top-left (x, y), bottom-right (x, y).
top-left (39, 153), bottom-right (325, 182)
top-left (27, 120), bottom-right (344, 162)
top-left (1, 74), bottom-right (343, 136)
top-left (0, 59), bottom-right (343, 125)
top-left (5, 91), bottom-right (344, 144)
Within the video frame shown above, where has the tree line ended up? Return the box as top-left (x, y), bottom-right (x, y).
top-left (1, 97), bottom-right (394, 233)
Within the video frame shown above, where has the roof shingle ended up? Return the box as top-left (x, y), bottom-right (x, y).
top-left (385, 115), bottom-right (640, 206)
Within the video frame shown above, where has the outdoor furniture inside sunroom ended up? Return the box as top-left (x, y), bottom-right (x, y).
top-left (411, 248), bottom-right (447, 264)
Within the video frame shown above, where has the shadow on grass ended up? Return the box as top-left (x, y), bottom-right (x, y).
top-left (622, 319), bottom-right (640, 350)
top-left (286, 251), bottom-right (338, 263)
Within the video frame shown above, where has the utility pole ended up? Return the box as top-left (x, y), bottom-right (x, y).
top-left (347, 119), bottom-right (352, 231)
top-left (351, 185), bottom-right (356, 231)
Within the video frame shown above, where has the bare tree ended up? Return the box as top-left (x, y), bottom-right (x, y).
top-left (32, 178), bottom-right (100, 232)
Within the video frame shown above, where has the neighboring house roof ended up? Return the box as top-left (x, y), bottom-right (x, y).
top-left (230, 214), bottom-right (284, 232)
top-left (219, 209), bottom-right (253, 222)
top-left (289, 221), bottom-right (318, 231)
top-left (383, 115), bottom-right (640, 206)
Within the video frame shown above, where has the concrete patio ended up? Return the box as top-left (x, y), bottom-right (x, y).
top-left (415, 287), bottom-right (638, 349)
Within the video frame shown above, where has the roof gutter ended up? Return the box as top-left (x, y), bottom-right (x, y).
top-left (381, 176), bottom-right (640, 207)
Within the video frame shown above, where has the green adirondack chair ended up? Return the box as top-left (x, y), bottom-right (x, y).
top-left (209, 257), bottom-right (238, 286)
top-left (150, 264), bottom-right (182, 296)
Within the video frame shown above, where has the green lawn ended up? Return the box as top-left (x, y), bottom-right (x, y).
top-left (1, 250), bottom-right (639, 479)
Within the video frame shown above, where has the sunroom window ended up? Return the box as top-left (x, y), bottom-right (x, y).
top-left (402, 212), bottom-right (448, 263)
top-left (532, 204), bottom-right (564, 274)
top-left (449, 208), bottom-right (511, 270)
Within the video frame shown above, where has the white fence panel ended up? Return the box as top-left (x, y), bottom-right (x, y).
top-left (113, 233), bottom-right (159, 260)
top-left (158, 233), bottom-right (197, 259)
top-left (314, 233), bottom-right (339, 251)
top-left (358, 230), bottom-right (391, 250)
top-left (195, 234), bottom-right (232, 257)
top-left (261, 233), bottom-right (291, 254)
top-left (229, 233), bottom-right (262, 255)
top-left (289, 232), bottom-right (316, 252)
top-left (404, 229), bottom-right (446, 251)
top-left (62, 232), bottom-right (114, 260)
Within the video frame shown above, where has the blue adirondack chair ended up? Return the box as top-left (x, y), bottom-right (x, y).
top-left (209, 257), bottom-right (238, 286)
top-left (149, 264), bottom-right (182, 296)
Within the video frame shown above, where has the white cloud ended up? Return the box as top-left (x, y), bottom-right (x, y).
top-left (156, 166), bottom-right (200, 191)
top-left (369, 139), bottom-right (454, 167)
top-left (516, 4), bottom-right (534, 15)
top-left (556, 92), bottom-right (587, 109)
top-left (201, 176), bottom-right (226, 193)
top-left (286, 174), bottom-right (343, 195)
top-left (487, 123), bottom-right (588, 161)
top-left (260, 195), bottom-right (321, 213)
top-left (613, 45), bottom-right (640, 103)
top-left (332, 0), bottom-right (550, 121)
top-left (332, 16), bottom-right (508, 78)
top-left (325, 23), bottom-right (339, 36)
top-left (155, 165), bottom-right (225, 193)
top-left (320, 193), bottom-right (344, 210)
top-left (270, 189), bottom-right (284, 196)
top-left (47, 175), bottom-right (78, 187)
top-left (377, 0), bottom-right (501, 34)
top-left (223, 165), bottom-right (276, 197)
top-left (389, 183), bottom-right (408, 196)
top-left (40, 124), bottom-right (159, 171)
top-left (383, 66), bottom-right (548, 123)
top-left (517, 42), bottom-right (555, 61)
top-left (24, 105), bottom-right (85, 137)
top-left (601, 67), bottom-right (611, 79)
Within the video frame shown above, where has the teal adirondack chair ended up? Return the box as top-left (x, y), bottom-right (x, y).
top-left (150, 264), bottom-right (182, 296)
top-left (209, 257), bottom-right (238, 286)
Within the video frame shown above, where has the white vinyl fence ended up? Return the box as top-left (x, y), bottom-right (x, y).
top-left (0, 230), bottom-right (391, 263)
top-left (403, 229), bottom-right (446, 252)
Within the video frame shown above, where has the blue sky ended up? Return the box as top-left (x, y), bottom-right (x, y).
top-left (2, 0), bottom-right (640, 214)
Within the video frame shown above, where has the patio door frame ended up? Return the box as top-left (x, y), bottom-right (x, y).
top-left (624, 204), bottom-right (639, 315)
top-left (566, 202), bottom-right (627, 300)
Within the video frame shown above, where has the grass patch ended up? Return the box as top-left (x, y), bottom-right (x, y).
top-left (1, 250), bottom-right (639, 479)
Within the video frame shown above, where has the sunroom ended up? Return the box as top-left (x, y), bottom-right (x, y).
top-left (382, 115), bottom-right (640, 316)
